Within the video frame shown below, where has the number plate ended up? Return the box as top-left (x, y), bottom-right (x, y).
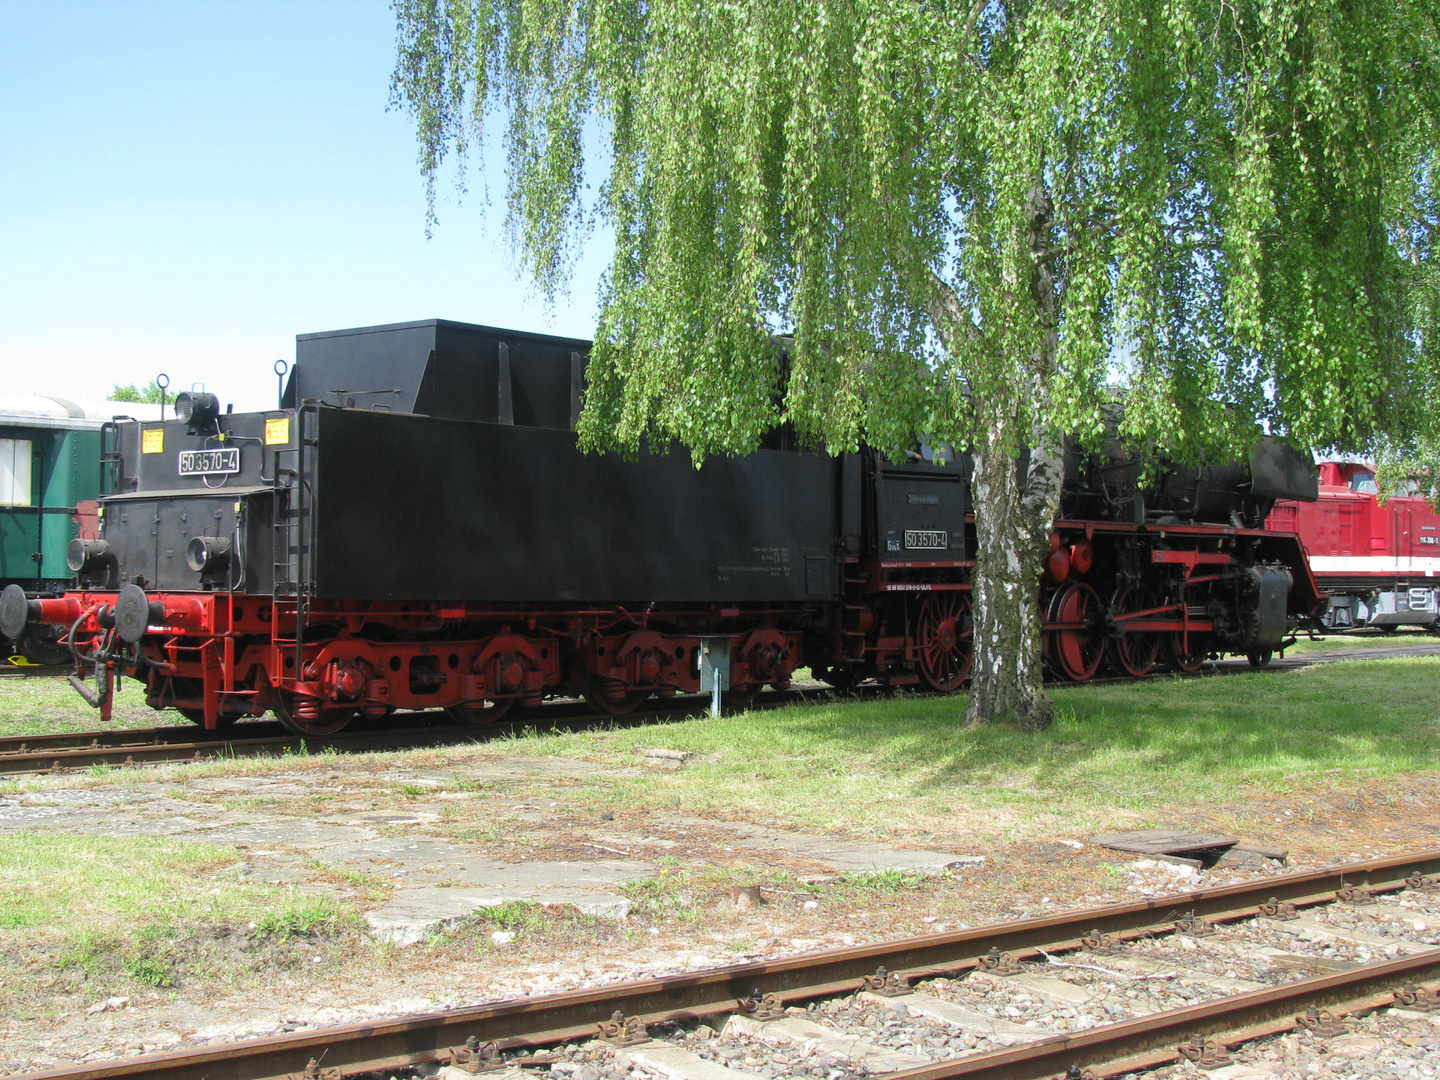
top-left (904, 530), bottom-right (948, 550)
top-left (178, 448), bottom-right (240, 476)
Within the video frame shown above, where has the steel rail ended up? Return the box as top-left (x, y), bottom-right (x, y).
top-left (16, 849), bottom-right (1440, 1080)
top-left (880, 952), bottom-right (1440, 1080)
top-left (0, 696), bottom-right (729, 773)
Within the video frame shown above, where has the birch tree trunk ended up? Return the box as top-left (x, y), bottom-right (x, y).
top-left (960, 183), bottom-right (1065, 729)
top-left (964, 427), bottom-right (1063, 729)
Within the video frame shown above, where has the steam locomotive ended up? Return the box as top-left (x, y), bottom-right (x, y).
top-left (0, 319), bottom-right (1321, 734)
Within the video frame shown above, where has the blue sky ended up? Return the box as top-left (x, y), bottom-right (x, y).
top-left (0, 2), bottom-right (608, 410)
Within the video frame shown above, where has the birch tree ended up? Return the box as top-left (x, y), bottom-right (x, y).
top-left (392, 0), bottom-right (1440, 728)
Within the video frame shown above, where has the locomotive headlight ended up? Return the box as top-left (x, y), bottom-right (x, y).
top-left (66, 538), bottom-right (112, 573)
top-left (186, 535), bottom-right (232, 574)
top-left (174, 391), bottom-right (221, 431)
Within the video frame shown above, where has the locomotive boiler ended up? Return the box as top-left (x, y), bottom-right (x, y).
top-left (0, 319), bottom-right (1322, 734)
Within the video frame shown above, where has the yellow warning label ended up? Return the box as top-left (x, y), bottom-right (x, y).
top-left (141, 428), bottom-right (164, 454)
top-left (264, 417), bottom-right (291, 446)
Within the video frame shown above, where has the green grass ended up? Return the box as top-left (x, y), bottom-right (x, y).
top-left (252, 895), bottom-right (355, 941)
top-left (0, 833), bottom-right (367, 1001)
top-left (460, 656), bottom-right (1440, 834)
top-left (0, 673), bottom-right (198, 736)
top-left (1283, 629), bottom-right (1437, 655)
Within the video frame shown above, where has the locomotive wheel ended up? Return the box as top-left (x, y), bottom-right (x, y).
top-left (581, 677), bottom-right (651, 715)
top-left (1246, 650), bottom-right (1273, 667)
top-left (1168, 633), bottom-right (1209, 673)
top-left (444, 696), bottom-right (516, 724)
top-left (915, 592), bottom-right (973, 692)
top-left (1107, 585), bottom-right (1161, 678)
top-left (10, 627), bottom-right (72, 667)
top-left (271, 694), bottom-right (357, 737)
top-left (1047, 582), bottom-right (1105, 682)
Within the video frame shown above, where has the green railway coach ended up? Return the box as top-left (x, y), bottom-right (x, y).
top-left (0, 394), bottom-right (160, 662)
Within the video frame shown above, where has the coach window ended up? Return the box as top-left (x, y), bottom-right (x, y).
top-left (0, 439), bottom-right (33, 505)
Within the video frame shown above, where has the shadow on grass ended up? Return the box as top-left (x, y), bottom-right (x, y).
top-left (696, 658), bottom-right (1440, 802)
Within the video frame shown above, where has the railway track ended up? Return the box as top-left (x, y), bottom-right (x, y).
top-left (5, 641), bottom-right (1440, 775)
top-left (0, 695), bottom-right (718, 774)
top-left (0, 662), bottom-right (70, 679)
top-left (16, 849), bottom-right (1440, 1080)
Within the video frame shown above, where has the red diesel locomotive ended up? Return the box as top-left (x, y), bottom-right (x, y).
top-left (1267, 460), bottom-right (1440, 631)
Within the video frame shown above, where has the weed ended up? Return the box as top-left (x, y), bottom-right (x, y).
top-left (834, 869), bottom-right (926, 895)
top-left (252, 895), bottom-right (348, 941)
top-left (57, 928), bottom-right (122, 974)
top-left (395, 783), bottom-right (429, 797)
top-left (125, 956), bottom-right (176, 987)
top-left (473, 900), bottom-right (545, 933)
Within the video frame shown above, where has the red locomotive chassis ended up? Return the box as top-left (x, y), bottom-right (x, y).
top-left (12, 516), bottom-right (1319, 735)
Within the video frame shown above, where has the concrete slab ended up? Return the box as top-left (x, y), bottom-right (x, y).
top-left (967, 971), bottom-right (1093, 1004)
top-left (1213, 943), bottom-right (1360, 975)
top-left (858, 992), bottom-right (1052, 1042)
top-left (662, 817), bottom-right (982, 875)
top-left (1257, 916), bottom-right (1433, 954)
top-left (175, 818), bottom-right (376, 849)
top-left (311, 835), bottom-right (653, 886)
top-left (724, 1015), bottom-right (930, 1071)
top-left (366, 884), bottom-right (633, 945)
top-left (179, 776), bottom-right (315, 794)
top-left (626, 1041), bottom-right (761, 1080)
top-left (438, 1067), bottom-right (529, 1080)
top-left (1083, 952), bottom-right (1265, 994)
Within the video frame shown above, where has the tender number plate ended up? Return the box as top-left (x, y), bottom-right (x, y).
top-left (904, 530), bottom-right (949, 550)
top-left (178, 448), bottom-right (240, 476)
